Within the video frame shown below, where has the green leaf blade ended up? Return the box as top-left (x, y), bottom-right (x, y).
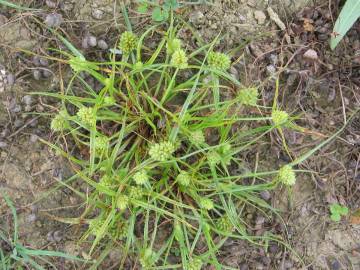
top-left (330, 0), bottom-right (360, 50)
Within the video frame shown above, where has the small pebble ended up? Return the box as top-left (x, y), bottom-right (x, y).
top-left (32, 56), bottom-right (41, 66)
top-left (87, 35), bottom-right (97, 47)
top-left (303, 49), bottom-right (318, 60)
top-left (331, 259), bottom-right (341, 270)
top-left (26, 213), bottom-right (37, 223)
top-left (6, 74), bottom-right (15, 85)
top-left (0, 141), bottom-right (7, 148)
top-left (239, 263), bottom-right (249, 270)
top-left (269, 244), bottom-right (279, 254)
top-left (45, 0), bottom-right (57, 8)
top-left (33, 70), bottom-right (41, 80)
top-left (260, 190), bottom-right (271, 200)
top-left (42, 70), bottom-right (52, 78)
top-left (22, 95), bottom-right (33, 105)
top-left (53, 230), bottom-right (63, 242)
top-left (97, 39), bottom-right (108, 50)
top-left (39, 58), bottom-right (49, 66)
top-left (14, 119), bottom-right (24, 127)
top-left (92, 9), bottom-right (104, 20)
top-left (30, 134), bottom-right (38, 143)
top-left (12, 105), bottom-right (22, 113)
top-left (44, 13), bottom-right (63, 28)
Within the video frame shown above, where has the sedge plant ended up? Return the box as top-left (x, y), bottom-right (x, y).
top-left (33, 7), bottom-right (357, 270)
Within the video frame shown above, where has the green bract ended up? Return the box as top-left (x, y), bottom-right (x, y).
top-left (207, 51), bottom-right (231, 71)
top-left (119, 31), bottom-right (138, 55)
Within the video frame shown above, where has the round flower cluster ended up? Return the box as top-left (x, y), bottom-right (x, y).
top-left (238, 87), bottom-right (258, 106)
top-left (167, 38), bottom-right (182, 54)
top-left (200, 198), bottom-right (214, 210)
top-left (89, 218), bottom-right (102, 236)
top-left (149, 141), bottom-right (175, 161)
top-left (119, 31), bottom-right (138, 55)
top-left (207, 151), bottom-right (221, 166)
top-left (133, 170), bottom-right (149, 185)
top-left (77, 106), bottom-right (96, 127)
top-left (278, 165), bottom-right (296, 186)
top-left (116, 195), bottom-right (129, 210)
top-left (128, 186), bottom-right (144, 200)
top-left (216, 216), bottom-right (233, 233)
top-left (51, 110), bottom-right (68, 132)
top-left (99, 174), bottom-right (112, 187)
top-left (207, 51), bottom-right (231, 71)
top-left (94, 136), bottom-right (109, 153)
top-left (176, 170), bottom-right (191, 186)
top-left (109, 221), bottom-right (128, 240)
top-left (171, 49), bottom-right (188, 69)
top-left (187, 257), bottom-right (203, 270)
top-left (271, 110), bottom-right (289, 127)
top-left (190, 130), bottom-right (205, 144)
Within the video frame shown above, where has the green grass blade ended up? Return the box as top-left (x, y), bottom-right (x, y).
top-left (330, 0), bottom-right (360, 50)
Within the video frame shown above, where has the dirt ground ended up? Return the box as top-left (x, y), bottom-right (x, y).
top-left (1, 1), bottom-right (360, 269)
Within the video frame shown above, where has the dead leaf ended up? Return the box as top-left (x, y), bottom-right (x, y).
top-left (303, 19), bottom-right (314, 32)
top-left (350, 209), bottom-right (360, 225)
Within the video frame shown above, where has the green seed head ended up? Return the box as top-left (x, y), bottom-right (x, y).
top-left (216, 216), bottom-right (233, 233)
top-left (187, 257), bottom-right (203, 270)
top-left (77, 107), bottom-right (96, 127)
top-left (89, 218), bottom-right (102, 236)
top-left (278, 165), bottom-right (296, 186)
top-left (167, 38), bottom-right (182, 54)
top-left (208, 151), bottom-right (221, 166)
top-left (272, 110), bottom-right (289, 126)
top-left (176, 170), bottom-right (191, 186)
top-left (99, 174), bottom-right (113, 187)
top-left (51, 110), bottom-right (68, 132)
top-left (133, 170), bottom-right (149, 185)
top-left (94, 136), bottom-right (109, 153)
top-left (170, 49), bottom-right (188, 69)
top-left (128, 186), bottom-right (144, 200)
top-left (119, 31), bottom-right (138, 55)
top-left (109, 221), bottom-right (128, 240)
top-left (200, 198), bottom-right (214, 210)
top-left (190, 130), bottom-right (205, 144)
top-left (149, 141), bottom-right (175, 162)
top-left (208, 51), bottom-right (231, 71)
top-left (116, 195), bottom-right (129, 210)
top-left (238, 88), bottom-right (258, 106)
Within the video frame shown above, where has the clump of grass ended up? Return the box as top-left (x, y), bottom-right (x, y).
top-left (36, 9), bottom-right (323, 269)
